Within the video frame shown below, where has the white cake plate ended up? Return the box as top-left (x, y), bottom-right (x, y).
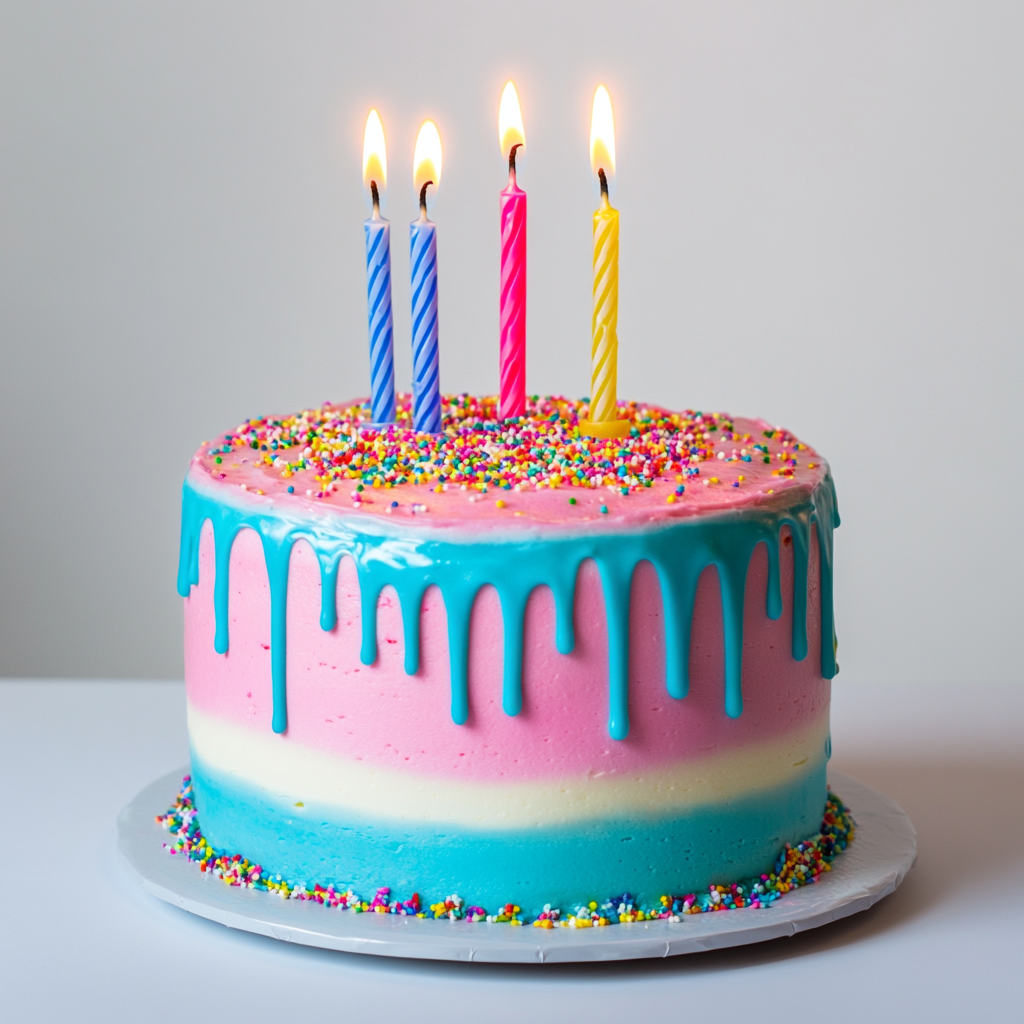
top-left (117, 768), bottom-right (915, 964)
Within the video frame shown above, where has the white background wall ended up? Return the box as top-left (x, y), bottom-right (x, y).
top-left (1, 0), bottom-right (1020, 685)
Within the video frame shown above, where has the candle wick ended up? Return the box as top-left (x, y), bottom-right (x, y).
top-left (419, 181), bottom-right (433, 217)
top-left (370, 180), bottom-right (380, 218)
top-left (598, 168), bottom-right (609, 199)
top-left (508, 143), bottom-right (521, 184)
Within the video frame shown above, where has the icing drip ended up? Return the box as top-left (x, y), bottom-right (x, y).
top-left (178, 475), bottom-right (838, 739)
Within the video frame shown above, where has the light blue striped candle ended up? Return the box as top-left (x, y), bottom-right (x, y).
top-left (410, 201), bottom-right (441, 433)
top-left (364, 188), bottom-right (396, 425)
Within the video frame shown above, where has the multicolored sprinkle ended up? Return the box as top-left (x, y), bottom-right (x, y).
top-left (202, 393), bottom-right (809, 501)
top-left (157, 778), bottom-right (854, 925)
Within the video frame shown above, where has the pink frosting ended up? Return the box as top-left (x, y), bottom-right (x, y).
top-left (185, 519), bottom-right (829, 782)
top-left (191, 412), bottom-right (827, 535)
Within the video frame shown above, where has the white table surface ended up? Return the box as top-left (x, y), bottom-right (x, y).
top-left (2, 679), bottom-right (1021, 1023)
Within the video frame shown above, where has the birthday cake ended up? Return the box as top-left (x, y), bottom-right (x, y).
top-left (174, 393), bottom-right (843, 921)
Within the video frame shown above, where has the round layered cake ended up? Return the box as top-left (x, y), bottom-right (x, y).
top-left (177, 395), bottom-right (839, 914)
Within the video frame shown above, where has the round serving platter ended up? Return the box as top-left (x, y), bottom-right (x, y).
top-left (118, 768), bottom-right (915, 964)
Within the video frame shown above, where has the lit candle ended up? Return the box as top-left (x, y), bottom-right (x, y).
top-left (410, 120), bottom-right (443, 433)
top-left (361, 110), bottom-right (396, 425)
top-left (580, 85), bottom-right (630, 439)
top-left (498, 81), bottom-right (527, 421)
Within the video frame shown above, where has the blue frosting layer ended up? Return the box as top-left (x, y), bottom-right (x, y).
top-left (178, 474), bottom-right (838, 739)
top-left (189, 753), bottom-right (828, 914)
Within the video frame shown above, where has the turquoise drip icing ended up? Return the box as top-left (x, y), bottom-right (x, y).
top-left (317, 554), bottom-right (340, 633)
top-left (177, 474), bottom-right (839, 738)
top-left (784, 517), bottom-right (810, 662)
top-left (396, 583), bottom-right (426, 676)
top-left (498, 588), bottom-right (527, 717)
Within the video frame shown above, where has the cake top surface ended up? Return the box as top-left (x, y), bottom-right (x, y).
top-left (187, 394), bottom-right (829, 533)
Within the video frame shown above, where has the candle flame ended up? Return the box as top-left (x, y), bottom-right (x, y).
top-left (362, 109), bottom-right (387, 198)
top-left (498, 81), bottom-right (525, 157)
top-left (413, 120), bottom-right (443, 198)
top-left (589, 85), bottom-right (616, 182)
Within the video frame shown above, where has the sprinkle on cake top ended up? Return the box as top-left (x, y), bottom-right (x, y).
top-left (194, 393), bottom-right (823, 525)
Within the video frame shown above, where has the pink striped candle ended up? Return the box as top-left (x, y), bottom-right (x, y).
top-left (498, 82), bottom-right (527, 421)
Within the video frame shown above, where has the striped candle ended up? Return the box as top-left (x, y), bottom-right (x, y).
top-left (581, 86), bottom-right (629, 439)
top-left (499, 166), bottom-right (526, 421)
top-left (364, 186), bottom-right (396, 425)
top-left (410, 199), bottom-right (441, 433)
top-left (590, 180), bottom-right (619, 424)
top-left (498, 82), bottom-right (527, 421)
top-left (410, 121), bottom-right (443, 434)
top-left (361, 109), bottom-right (395, 425)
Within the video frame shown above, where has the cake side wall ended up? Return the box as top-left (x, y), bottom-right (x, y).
top-left (182, 511), bottom-right (832, 910)
top-left (183, 518), bottom-right (831, 783)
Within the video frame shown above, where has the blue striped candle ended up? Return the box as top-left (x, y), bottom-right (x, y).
top-left (410, 199), bottom-right (441, 433)
top-left (364, 185), bottom-right (396, 425)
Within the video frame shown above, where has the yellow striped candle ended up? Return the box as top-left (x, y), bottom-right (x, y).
top-left (581, 85), bottom-right (630, 439)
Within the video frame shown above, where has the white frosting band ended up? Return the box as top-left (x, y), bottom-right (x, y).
top-left (188, 701), bottom-right (829, 830)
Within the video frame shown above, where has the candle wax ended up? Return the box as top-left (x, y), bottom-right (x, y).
top-left (499, 176), bottom-right (527, 421)
top-left (590, 195), bottom-right (620, 425)
top-left (364, 213), bottom-right (396, 425)
top-left (410, 215), bottom-right (442, 433)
